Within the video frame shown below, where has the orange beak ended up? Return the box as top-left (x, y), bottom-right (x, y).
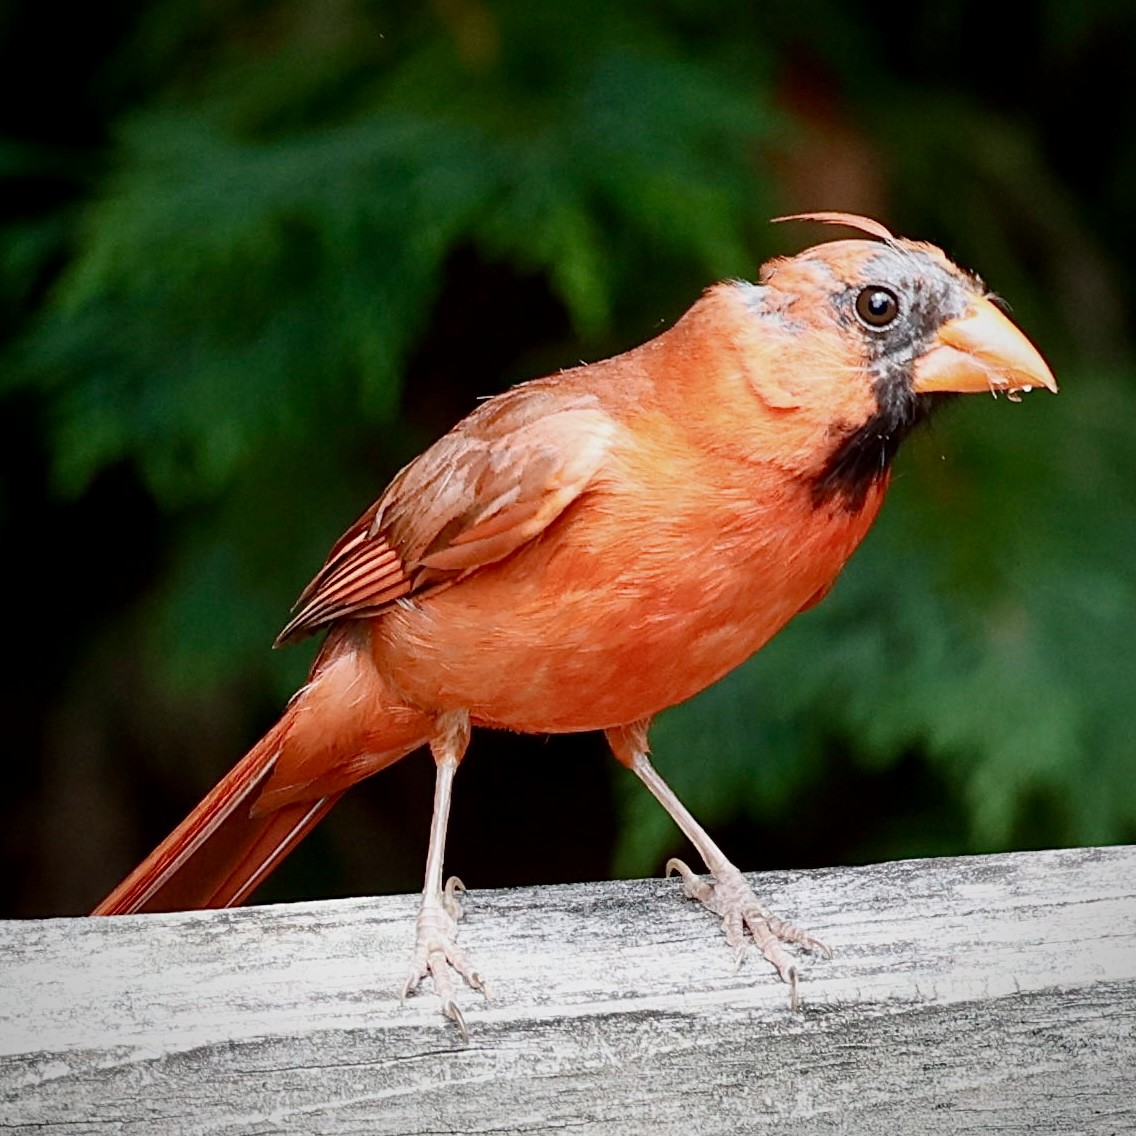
top-left (912, 296), bottom-right (1058, 396)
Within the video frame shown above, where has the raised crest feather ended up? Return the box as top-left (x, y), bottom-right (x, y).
top-left (772, 212), bottom-right (897, 242)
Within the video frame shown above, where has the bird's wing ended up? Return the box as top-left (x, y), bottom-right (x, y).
top-left (276, 387), bottom-right (616, 644)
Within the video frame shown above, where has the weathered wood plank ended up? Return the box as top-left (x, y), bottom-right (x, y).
top-left (1, 846), bottom-right (1134, 1134)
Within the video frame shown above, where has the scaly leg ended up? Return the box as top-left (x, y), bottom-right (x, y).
top-left (607, 722), bottom-right (830, 1011)
top-left (402, 710), bottom-right (487, 1039)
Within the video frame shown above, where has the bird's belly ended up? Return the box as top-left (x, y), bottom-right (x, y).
top-left (371, 497), bottom-right (878, 733)
top-left (376, 595), bottom-right (770, 733)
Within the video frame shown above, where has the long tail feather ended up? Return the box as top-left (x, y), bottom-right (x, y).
top-left (92, 715), bottom-right (335, 915)
top-left (94, 628), bottom-right (434, 916)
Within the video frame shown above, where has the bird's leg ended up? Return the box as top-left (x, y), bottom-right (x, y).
top-left (401, 710), bottom-right (487, 1040)
top-left (607, 722), bottom-right (830, 1011)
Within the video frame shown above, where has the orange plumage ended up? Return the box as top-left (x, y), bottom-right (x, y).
top-left (94, 214), bottom-right (1056, 1035)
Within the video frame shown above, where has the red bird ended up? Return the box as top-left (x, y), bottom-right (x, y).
top-left (95, 214), bottom-right (1056, 1035)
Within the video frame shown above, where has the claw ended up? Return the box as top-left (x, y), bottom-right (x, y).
top-left (442, 998), bottom-right (469, 1043)
top-left (666, 861), bottom-right (827, 1011)
top-left (442, 875), bottom-right (466, 920)
top-left (400, 967), bottom-right (419, 1003)
top-left (401, 883), bottom-right (489, 1040)
top-left (666, 857), bottom-right (713, 903)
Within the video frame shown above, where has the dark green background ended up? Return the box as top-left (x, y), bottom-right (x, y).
top-left (3, 1), bottom-right (1134, 918)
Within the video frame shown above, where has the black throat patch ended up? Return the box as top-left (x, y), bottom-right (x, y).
top-left (810, 377), bottom-right (943, 511)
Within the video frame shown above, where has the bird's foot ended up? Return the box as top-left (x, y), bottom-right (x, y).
top-left (401, 876), bottom-right (489, 1040)
top-left (666, 858), bottom-right (831, 1011)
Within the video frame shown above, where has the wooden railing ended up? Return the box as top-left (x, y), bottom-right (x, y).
top-left (2, 845), bottom-right (1133, 1133)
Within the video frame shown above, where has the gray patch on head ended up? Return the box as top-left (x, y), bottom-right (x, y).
top-left (833, 246), bottom-right (973, 367)
top-left (730, 279), bottom-right (807, 333)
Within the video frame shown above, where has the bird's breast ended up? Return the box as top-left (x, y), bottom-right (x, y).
top-left (371, 443), bottom-right (885, 733)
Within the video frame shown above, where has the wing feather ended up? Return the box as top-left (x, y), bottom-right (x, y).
top-left (275, 388), bottom-right (615, 645)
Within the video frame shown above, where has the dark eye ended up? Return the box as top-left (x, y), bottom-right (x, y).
top-left (855, 286), bottom-right (900, 328)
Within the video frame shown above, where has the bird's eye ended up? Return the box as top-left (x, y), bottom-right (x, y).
top-left (855, 286), bottom-right (900, 328)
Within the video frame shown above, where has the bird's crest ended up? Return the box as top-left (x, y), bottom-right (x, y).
top-left (773, 212), bottom-right (896, 242)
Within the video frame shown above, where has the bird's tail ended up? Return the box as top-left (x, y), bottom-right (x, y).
top-left (91, 713), bottom-right (339, 914)
top-left (93, 630), bottom-right (433, 915)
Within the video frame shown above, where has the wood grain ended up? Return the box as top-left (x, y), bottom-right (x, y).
top-left (2, 845), bottom-right (1133, 1134)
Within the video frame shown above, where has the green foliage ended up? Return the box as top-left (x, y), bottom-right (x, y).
top-left (3, 0), bottom-right (1135, 907)
top-left (4, 0), bottom-right (779, 699)
top-left (10, 2), bottom-right (775, 502)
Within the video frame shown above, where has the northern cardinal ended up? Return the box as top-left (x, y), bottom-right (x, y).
top-left (94, 213), bottom-right (1056, 1035)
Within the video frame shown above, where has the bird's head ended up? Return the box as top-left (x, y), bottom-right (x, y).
top-left (710, 212), bottom-right (1057, 511)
